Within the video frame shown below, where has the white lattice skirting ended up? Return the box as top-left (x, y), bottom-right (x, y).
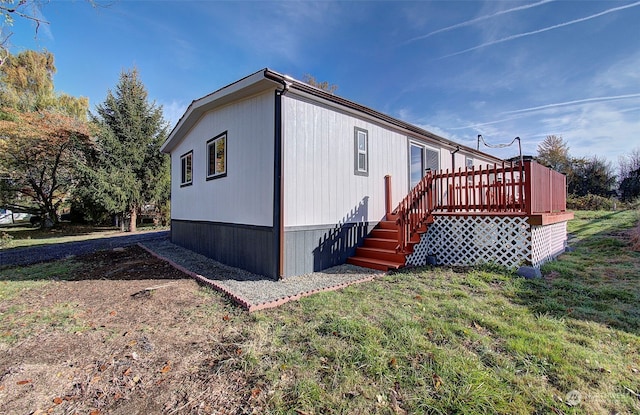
top-left (531, 221), bottom-right (567, 268)
top-left (406, 215), bottom-right (568, 269)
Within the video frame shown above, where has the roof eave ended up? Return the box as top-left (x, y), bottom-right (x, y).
top-left (160, 68), bottom-right (281, 154)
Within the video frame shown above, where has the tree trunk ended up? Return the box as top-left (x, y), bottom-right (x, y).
top-left (129, 208), bottom-right (137, 232)
top-left (43, 205), bottom-right (58, 228)
top-left (116, 214), bottom-right (125, 232)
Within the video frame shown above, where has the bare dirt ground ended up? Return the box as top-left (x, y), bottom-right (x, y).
top-left (0, 246), bottom-right (261, 415)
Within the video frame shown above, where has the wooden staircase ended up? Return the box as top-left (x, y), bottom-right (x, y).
top-left (346, 214), bottom-right (433, 271)
top-left (347, 218), bottom-right (406, 271)
top-left (347, 173), bottom-right (436, 272)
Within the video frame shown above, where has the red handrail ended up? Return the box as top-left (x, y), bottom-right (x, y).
top-left (394, 171), bottom-right (435, 253)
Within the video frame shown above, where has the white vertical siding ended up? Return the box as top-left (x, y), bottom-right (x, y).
top-left (282, 94), bottom-right (408, 228)
top-left (171, 91), bottom-right (275, 226)
top-left (447, 151), bottom-right (498, 172)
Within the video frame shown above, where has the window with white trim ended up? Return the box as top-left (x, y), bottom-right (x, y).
top-left (180, 151), bottom-right (193, 186)
top-left (207, 132), bottom-right (227, 180)
top-left (465, 156), bottom-right (474, 169)
top-left (354, 127), bottom-right (368, 176)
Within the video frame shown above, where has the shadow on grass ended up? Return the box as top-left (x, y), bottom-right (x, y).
top-left (512, 210), bottom-right (640, 336)
top-left (0, 244), bottom-right (188, 283)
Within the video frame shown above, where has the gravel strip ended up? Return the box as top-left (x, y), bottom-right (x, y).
top-left (140, 239), bottom-right (383, 308)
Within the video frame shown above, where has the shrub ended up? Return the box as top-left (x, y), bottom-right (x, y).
top-left (0, 231), bottom-right (14, 248)
top-left (567, 194), bottom-right (615, 210)
top-left (631, 222), bottom-right (640, 252)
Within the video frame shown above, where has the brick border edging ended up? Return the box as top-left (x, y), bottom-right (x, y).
top-left (137, 243), bottom-right (377, 312)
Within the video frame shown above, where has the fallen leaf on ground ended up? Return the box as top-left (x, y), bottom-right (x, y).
top-left (160, 364), bottom-right (171, 373)
top-left (432, 374), bottom-right (442, 390)
top-left (53, 397), bottom-right (63, 404)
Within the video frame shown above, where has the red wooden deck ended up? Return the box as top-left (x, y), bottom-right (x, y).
top-left (348, 160), bottom-right (573, 271)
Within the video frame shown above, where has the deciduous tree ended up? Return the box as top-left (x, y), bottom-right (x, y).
top-left (1, 1), bottom-right (49, 66)
top-left (618, 148), bottom-right (640, 202)
top-left (536, 135), bottom-right (570, 174)
top-left (0, 108), bottom-right (91, 225)
top-left (0, 49), bottom-right (90, 226)
top-left (568, 156), bottom-right (616, 197)
top-left (88, 68), bottom-right (169, 232)
top-left (303, 74), bottom-right (338, 94)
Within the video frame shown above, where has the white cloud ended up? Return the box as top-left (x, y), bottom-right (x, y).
top-left (159, 99), bottom-right (189, 129)
top-left (436, 1), bottom-right (640, 59)
top-left (592, 52), bottom-right (640, 91)
top-left (503, 94), bottom-right (640, 115)
top-left (405, 0), bottom-right (553, 43)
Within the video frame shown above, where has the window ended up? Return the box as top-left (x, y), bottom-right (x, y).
top-left (409, 141), bottom-right (440, 189)
top-left (465, 156), bottom-right (474, 169)
top-left (180, 151), bottom-right (193, 187)
top-left (354, 127), bottom-right (368, 176)
top-left (207, 132), bottom-right (227, 180)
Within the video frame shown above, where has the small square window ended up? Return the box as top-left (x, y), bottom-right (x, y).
top-left (465, 156), bottom-right (474, 169)
top-left (180, 151), bottom-right (193, 187)
top-left (207, 132), bottom-right (227, 180)
top-left (354, 127), bottom-right (368, 176)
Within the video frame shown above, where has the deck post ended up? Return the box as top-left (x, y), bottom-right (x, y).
top-left (523, 160), bottom-right (533, 215)
top-left (385, 175), bottom-right (392, 216)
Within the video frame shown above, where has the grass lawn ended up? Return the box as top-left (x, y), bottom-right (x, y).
top-left (1, 210), bottom-right (638, 414)
top-left (242, 210), bottom-right (639, 414)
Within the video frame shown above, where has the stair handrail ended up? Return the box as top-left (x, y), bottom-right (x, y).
top-left (393, 171), bottom-right (435, 253)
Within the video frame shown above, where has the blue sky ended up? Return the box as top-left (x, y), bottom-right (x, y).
top-left (7, 0), bottom-right (640, 165)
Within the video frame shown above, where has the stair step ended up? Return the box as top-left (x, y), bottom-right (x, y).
top-left (363, 238), bottom-right (398, 250)
top-left (370, 228), bottom-right (398, 239)
top-left (355, 247), bottom-right (406, 263)
top-left (386, 213), bottom-right (399, 221)
top-left (377, 220), bottom-right (398, 230)
top-left (347, 256), bottom-right (405, 271)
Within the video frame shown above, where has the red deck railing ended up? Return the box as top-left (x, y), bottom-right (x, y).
top-left (433, 160), bottom-right (567, 215)
top-left (388, 160), bottom-right (568, 253)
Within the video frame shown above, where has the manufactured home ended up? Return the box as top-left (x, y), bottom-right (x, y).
top-left (160, 69), bottom-right (572, 279)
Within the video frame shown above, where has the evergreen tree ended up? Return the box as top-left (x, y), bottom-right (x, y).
top-left (89, 68), bottom-right (169, 231)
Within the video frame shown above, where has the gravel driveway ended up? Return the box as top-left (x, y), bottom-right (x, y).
top-left (0, 230), bottom-right (169, 267)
